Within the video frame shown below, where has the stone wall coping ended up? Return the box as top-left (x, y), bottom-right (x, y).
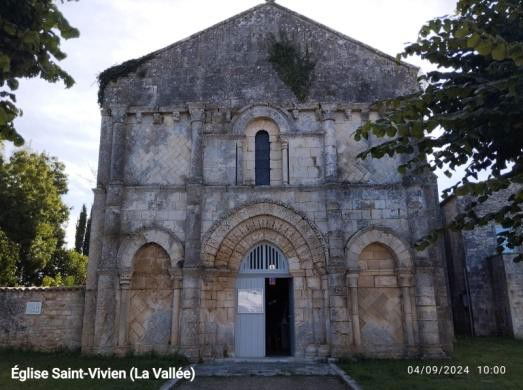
top-left (0, 286), bottom-right (85, 292)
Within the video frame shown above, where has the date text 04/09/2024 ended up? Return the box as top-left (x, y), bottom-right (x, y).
top-left (407, 365), bottom-right (507, 375)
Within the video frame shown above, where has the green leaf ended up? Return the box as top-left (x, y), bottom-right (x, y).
top-left (454, 24), bottom-right (469, 38)
top-left (467, 33), bottom-right (481, 48)
top-left (6, 79), bottom-right (19, 90)
top-left (0, 54), bottom-right (10, 72)
top-left (491, 44), bottom-right (506, 60)
top-left (476, 39), bottom-right (492, 56)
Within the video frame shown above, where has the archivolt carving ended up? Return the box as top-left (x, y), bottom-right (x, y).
top-left (201, 200), bottom-right (328, 274)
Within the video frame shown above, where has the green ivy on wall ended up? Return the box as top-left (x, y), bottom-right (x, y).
top-left (268, 33), bottom-right (316, 102)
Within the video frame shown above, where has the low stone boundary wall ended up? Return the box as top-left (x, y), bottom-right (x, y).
top-left (0, 286), bottom-right (85, 351)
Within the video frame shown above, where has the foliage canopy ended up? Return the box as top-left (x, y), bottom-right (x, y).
top-left (0, 150), bottom-right (69, 285)
top-left (355, 0), bottom-right (523, 258)
top-left (0, 0), bottom-right (79, 145)
top-left (74, 204), bottom-right (87, 253)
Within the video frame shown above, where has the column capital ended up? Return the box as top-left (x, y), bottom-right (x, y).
top-left (109, 104), bottom-right (128, 123)
top-left (321, 104), bottom-right (337, 121)
top-left (119, 268), bottom-right (132, 287)
top-left (188, 103), bottom-right (205, 122)
top-left (346, 271), bottom-right (359, 287)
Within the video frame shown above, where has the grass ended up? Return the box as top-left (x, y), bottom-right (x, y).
top-left (2, 337), bottom-right (521, 389)
top-left (0, 349), bottom-right (188, 390)
top-left (340, 336), bottom-right (523, 390)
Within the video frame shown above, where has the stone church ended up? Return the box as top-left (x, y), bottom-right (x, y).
top-left (81, 0), bottom-right (454, 359)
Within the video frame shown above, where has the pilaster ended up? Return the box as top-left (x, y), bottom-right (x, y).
top-left (322, 104), bottom-right (338, 182)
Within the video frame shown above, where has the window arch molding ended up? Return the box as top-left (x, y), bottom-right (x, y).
top-left (242, 118), bottom-right (285, 186)
top-left (231, 104), bottom-right (294, 135)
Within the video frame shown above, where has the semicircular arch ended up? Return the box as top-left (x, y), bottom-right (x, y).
top-left (201, 201), bottom-right (327, 275)
top-left (232, 104), bottom-right (294, 135)
top-left (345, 226), bottom-right (413, 270)
top-left (117, 227), bottom-right (184, 273)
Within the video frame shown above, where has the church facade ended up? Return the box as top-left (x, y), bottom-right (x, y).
top-left (81, 1), bottom-right (453, 359)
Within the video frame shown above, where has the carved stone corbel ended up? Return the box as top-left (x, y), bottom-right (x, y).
top-left (153, 112), bottom-right (163, 125)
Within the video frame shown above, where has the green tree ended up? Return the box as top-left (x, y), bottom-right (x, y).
top-left (355, 0), bottom-right (523, 258)
top-left (74, 204), bottom-right (87, 253)
top-left (0, 150), bottom-right (69, 285)
top-left (82, 215), bottom-right (90, 256)
top-left (0, 0), bottom-right (79, 145)
top-left (42, 248), bottom-right (87, 286)
top-left (0, 229), bottom-right (18, 286)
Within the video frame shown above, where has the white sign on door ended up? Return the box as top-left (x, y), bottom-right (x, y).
top-left (238, 288), bottom-right (263, 314)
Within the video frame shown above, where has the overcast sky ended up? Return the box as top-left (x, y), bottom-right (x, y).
top-left (9, 0), bottom-right (457, 247)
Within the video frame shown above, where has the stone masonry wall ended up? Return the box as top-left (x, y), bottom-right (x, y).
top-left (491, 254), bottom-right (523, 338)
top-left (83, 1), bottom-right (455, 359)
top-left (0, 287), bottom-right (85, 351)
top-left (442, 186), bottom-right (523, 337)
top-left (102, 2), bottom-right (418, 109)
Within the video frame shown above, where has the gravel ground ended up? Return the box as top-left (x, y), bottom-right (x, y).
top-left (175, 375), bottom-right (347, 389)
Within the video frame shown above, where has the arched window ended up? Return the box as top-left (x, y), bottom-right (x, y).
top-left (255, 130), bottom-right (270, 185)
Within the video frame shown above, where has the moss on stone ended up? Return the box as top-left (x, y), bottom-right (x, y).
top-left (268, 33), bottom-right (315, 102)
top-left (97, 53), bottom-right (155, 106)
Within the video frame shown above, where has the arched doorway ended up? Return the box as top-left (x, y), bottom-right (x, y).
top-left (235, 242), bottom-right (293, 357)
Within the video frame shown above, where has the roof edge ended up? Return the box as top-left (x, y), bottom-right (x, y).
top-left (101, 1), bottom-right (419, 76)
top-left (270, 2), bottom-right (419, 71)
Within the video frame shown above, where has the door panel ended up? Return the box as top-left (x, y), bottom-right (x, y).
top-left (235, 277), bottom-right (265, 357)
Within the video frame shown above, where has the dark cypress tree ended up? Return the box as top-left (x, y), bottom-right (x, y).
top-left (74, 205), bottom-right (87, 253)
top-left (82, 216), bottom-right (91, 256)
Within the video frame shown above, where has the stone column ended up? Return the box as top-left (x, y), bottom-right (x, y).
top-left (416, 266), bottom-right (445, 358)
top-left (185, 105), bottom-right (205, 270)
top-left (188, 104), bottom-right (205, 182)
top-left (281, 140), bottom-right (289, 184)
top-left (319, 274), bottom-right (331, 357)
top-left (179, 268), bottom-right (202, 360)
top-left (81, 189), bottom-right (106, 352)
top-left (117, 271), bottom-right (132, 351)
top-left (170, 274), bottom-right (183, 348)
top-left (347, 272), bottom-right (361, 349)
top-left (322, 104), bottom-right (338, 182)
top-left (110, 122), bottom-right (126, 183)
top-left (93, 270), bottom-right (117, 353)
top-left (96, 107), bottom-right (114, 187)
top-left (83, 108), bottom-right (114, 352)
top-left (399, 271), bottom-right (415, 348)
top-left (91, 105), bottom-right (128, 354)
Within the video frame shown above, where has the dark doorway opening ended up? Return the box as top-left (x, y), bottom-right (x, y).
top-left (265, 277), bottom-right (292, 356)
